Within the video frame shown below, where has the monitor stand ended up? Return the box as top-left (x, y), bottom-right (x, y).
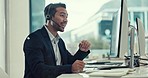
top-left (129, 27), bottom-right (135, 68)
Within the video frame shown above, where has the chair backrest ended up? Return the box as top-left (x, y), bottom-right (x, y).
top-left (0, 67), bottom-right (9, 78)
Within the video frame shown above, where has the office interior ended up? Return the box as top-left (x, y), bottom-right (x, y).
top-left (0, 0), bottom-right (148, 78)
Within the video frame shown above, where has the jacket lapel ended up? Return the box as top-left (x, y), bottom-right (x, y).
top-left (40, 26), bottom-right (56, 65)
top-left (58, 39), bottom-right (67, 64)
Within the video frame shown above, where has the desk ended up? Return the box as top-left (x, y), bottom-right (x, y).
top-left (58, 59), bottom-right (148, 78)
top-left (121, 66), bottom-right (148, 77)
top-left (58, 66), bottom-right (148, 78)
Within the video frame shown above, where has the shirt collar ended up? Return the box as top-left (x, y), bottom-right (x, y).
top-left (44, 25), bottom-right (60, 43)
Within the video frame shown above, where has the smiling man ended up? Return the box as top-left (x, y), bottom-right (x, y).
top-left (23, 3), bottom-right (91, 78)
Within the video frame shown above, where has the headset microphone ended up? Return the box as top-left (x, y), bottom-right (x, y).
top-left (51, 19), bottom-right (61, 27)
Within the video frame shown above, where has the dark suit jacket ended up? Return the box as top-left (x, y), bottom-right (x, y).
top-left (23, 26), bottom-right (90, 78)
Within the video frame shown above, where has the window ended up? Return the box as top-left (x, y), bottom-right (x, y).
top-left (30, 0), bottom-right (148, 58)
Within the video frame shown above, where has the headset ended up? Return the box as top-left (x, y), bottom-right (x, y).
top-left (44, 3), bottom-right (66, 21)
top-left (45, 3), bottom-right (53, 21)
top-left (44, 3), bottom-right (60, 28)
top-left (44, 3), bottom-right (66, 32)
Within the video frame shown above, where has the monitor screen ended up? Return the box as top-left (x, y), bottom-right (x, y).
top-left (110, 0), bottom-right (129, 58)
top-left (136, 18), bottom-right (145, 57)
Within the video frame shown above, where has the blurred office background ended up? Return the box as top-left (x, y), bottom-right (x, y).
top-left (0, 0), bottom-right (148, 78)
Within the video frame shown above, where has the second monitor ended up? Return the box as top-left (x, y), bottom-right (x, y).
top-left (110, 0), bottom-right (129, 58)
top-left (136, 18), bottom-right (145, 57)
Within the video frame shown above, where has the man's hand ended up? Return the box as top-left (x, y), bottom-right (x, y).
top-left (79, 40), bottom-right (91, 52)
top-left (71, 60), bottom-right (85, 73)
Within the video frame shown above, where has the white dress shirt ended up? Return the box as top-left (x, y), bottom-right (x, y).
top-left (44, 26), bottom-right (61, 65)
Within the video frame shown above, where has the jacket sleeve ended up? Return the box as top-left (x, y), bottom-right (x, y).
top-left (59, 39), bottom-right (90, 64)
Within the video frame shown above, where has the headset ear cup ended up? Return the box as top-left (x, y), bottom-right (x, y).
top-left (46, 15), bottom-right (51, 20)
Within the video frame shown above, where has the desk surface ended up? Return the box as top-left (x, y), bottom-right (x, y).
top-left (58, 66), bottom-right (148, 78)
top-left (58, 58), bottom-right (148, 78)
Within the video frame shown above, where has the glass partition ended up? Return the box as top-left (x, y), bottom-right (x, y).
top-left (30, 0), bottom-right (148, 59)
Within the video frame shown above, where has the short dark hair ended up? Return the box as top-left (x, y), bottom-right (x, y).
top-left (44, 3), bottom-right (66, 22)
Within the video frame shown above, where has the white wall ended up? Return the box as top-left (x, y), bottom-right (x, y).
top-left (6, 0), bottom-right (29, 78)
top-left (0, 0), bottom-right (6, 72)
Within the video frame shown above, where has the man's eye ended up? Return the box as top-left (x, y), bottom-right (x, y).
top-left (60, 14), bottom-right (66, 17)
top-left (60, 14), bottom-right (67, 18)
top-left (60, 14), bottom-right (64, 17)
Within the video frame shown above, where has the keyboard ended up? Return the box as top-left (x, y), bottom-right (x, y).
top-left (86, 61), bottom-right (111, 65)
top-left (86, 61), bottom-right (123, 65)
top-left (85, 61), bottom-right (128, 70)
top-left (98, 65), bottom-right (129, 70)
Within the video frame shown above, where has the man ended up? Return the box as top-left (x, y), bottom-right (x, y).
top-left (23, 3), bottom-right (91, 78)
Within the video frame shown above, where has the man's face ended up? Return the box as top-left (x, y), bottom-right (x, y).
top-left (52, 7), bottom-right (68, 32)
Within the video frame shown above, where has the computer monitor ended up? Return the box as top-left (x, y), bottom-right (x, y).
top-left (110, 0), bottom-right (129, 58)
top-left (136, 18), bottom-right (145, 57)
